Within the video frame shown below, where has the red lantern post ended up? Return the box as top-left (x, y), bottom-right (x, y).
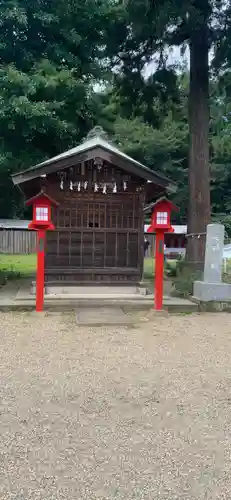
top-left (26, 191), bottom-right (59, 312)
top-left (147, 197), bottom-right (178, 310)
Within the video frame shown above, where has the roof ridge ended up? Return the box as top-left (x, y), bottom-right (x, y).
top-left (84, 126), bottom-right (108, 142)
top-left (83, 126), bottom-right (118, 149)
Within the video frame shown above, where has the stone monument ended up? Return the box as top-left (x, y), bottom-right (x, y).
top-left (193, 224), bottom-right (231, 302)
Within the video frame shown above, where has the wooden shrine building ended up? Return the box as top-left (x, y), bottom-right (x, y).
top-left (12, 127), bottom-right (176, 285)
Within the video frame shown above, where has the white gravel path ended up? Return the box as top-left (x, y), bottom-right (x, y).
top-left (0, 311), bottom-right (231, 499)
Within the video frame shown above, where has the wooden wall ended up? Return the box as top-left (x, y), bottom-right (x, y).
top-left (42, 159), bottom-right (145, 284)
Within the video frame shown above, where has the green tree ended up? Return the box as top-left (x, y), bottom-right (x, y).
top-left (210, 73), bottom-right (231, 228)
top-left (0, 0), bottom-right (112, 216)
top-left (0, 0), bottom-right (107, 77)
top-left (106, 0), bottom-right (231, 263)
top-left (112, 115), bottom-right (188, 220)
top-left (110, 68), bottom-right (231, 237)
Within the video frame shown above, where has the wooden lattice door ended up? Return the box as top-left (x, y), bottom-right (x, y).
top-left (45, 193), bottom-right (142, 282)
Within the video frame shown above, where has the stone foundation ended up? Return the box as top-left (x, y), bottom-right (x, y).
top-left (193, 280), bottom-right (231, 302)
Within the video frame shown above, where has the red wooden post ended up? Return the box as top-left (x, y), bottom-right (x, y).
top-left (155, 230), bottom-right (165, 310)
top-left (26, 190), bottom-right (59, 313)
top-left (36, 229), bottom-right (46, 312)
top-left (147, 197), bottom-right (179, 311)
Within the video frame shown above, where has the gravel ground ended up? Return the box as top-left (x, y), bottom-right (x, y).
top-left (1, 311), bottom-right (231, 499)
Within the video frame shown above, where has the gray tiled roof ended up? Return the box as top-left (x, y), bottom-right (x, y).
top-left (12, 128), bottom-right (176, 193)
top-left (15, 136), bottom-right (159, 175)
top-left (0, 219), bottom-right (30, 229)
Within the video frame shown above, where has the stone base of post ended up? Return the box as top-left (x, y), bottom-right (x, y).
top-left (193, 281), bottom-right (231, 302)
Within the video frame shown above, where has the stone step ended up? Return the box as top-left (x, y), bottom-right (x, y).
top-left (76, 307), bottom-right (134, 326)
top-left (31, 283), bottom-right (149, 296)
top-left (9, 295), bottom-right (198, 313)
top-left (17, 291), bottom-right (150, 301)
top-left (0, 280), bottom-right (198, 313)
top-left (46, 285), bottom-right (139, 296)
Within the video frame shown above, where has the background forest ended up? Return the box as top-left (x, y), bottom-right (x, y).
top-left (1, 0), bottom-right (231, 238)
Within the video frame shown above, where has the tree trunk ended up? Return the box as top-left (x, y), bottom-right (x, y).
top-left (186, 11), bottom-right (211, 268)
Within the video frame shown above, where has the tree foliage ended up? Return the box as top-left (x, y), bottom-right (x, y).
top-left (0, 0), bottom-right (111, 216)
top-left (1, 0), bottom-right (231, 245)
top-left (105, 0), bottom-right (231, 261)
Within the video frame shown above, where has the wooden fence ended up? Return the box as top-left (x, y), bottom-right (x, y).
top-left (0, 229), bottom-right (36, 254)
top-left (145, 234), bottom-right (155, 257)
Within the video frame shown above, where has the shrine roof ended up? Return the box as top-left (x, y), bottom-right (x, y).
top-left (12, 126), bottom-right (176, 193)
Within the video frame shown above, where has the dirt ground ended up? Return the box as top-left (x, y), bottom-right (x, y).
top-left (0, 311), bottom-right (231, 499)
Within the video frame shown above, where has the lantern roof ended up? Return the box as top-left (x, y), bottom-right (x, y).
top-left (26, 190), bottom-right (59, 207)
top-left (144, 196), bottom-right (178, 214)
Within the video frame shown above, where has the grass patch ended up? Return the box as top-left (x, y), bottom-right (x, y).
top-left (143, 257), bottom-right (177, 280)
top-left (143, 257), bottom-right (155, 280)
top-left (0, 254), bottom-right (36, 282)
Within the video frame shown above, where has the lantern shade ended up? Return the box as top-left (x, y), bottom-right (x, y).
top-left (147, 196), bottom-right (178, 233)
top-left (26, 190), bottom-right (59, 230)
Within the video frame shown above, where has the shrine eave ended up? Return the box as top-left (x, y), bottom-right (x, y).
top-left (12, 135), bottom-right (176, 194)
